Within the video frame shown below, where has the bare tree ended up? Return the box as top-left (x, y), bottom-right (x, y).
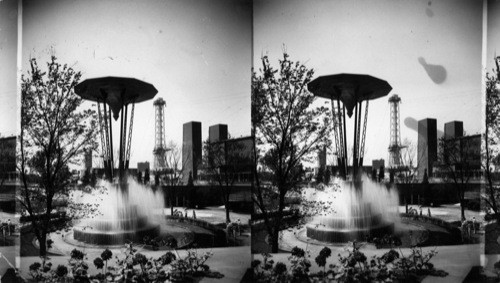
top-left (437, 135), bottom-right (479, 221)
top-left (396, 138), bottom-right (423, 184)
top-left (163, 141), bottom-right (184, 215)
top-left (203, 136), bottom-right (250, 223)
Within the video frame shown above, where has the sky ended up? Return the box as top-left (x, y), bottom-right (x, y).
top-left (21, 0), bottom-right (252, 169)
top-left (254, 0), bottom-right (483, 165)
top-left (0, 0), bottom-right (487, 168)
top-left (0, 0), bottom-right (18, 138)
top-left (488, 0), bottom-right (500, 72)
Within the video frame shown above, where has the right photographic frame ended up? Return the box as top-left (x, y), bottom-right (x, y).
top-left (251, 0), bottom-right (486, 282)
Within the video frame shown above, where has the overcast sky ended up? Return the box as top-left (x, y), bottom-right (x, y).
top-left (0, 0), bottom-right (488, 168)
top-left (254, 0), bottom-right (483, 165)
top-left (0, 0), bottom-right (18, 138)
top-left (22, 0), bottom-right (252, 168)
top-left (488, 0), bottom-right (500, 72)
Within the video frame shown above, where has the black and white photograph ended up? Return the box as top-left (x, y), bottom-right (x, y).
top-left (0, 0), bottom-right (20, 280)
top-left (480, 0), bottom-right (500, 280)
top-left (250, 0), bottom-right (484, 282)
top-left (2, 0), bottom-right (500, 282)
top-left (15, 0), bottom-right (253, 282)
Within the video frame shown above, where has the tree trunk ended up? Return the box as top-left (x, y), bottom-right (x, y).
top-left (271, 228), bottom-right (280, 253)
top-left (39, 232), bottom-right (47, 258)
top-left (460, 195), bottom-right (466, 221)
top-left (170, 198), bottom-right (174, 216)
top-left (223, 188), bottom-right (231, 223)
top-left (225, 206), bottom-right (231, 223)
top-left (271, 188), bottom-right (286, 253)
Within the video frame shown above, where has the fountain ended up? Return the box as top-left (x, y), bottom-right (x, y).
top-left (304, 178), bottom-right (399, 243)
top-left (306, 74), bottom-right (395, 243)
top-left (73, 77), bottom-right (161, 245)
top-left (72, 178), bottom-right (164, 245)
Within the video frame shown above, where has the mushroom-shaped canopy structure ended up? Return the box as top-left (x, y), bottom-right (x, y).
top-left (75, 76), bottom-right (158, 120)
top-left (307, 73), bottom-right (392, 117)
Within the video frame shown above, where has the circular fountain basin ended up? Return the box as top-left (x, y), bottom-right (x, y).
top-left (73, 223), bottom-right (160, 245)
top-left (305, 200), bottom-right (395, 243)
top-left (306, 222), bottom-right (394, 243)
top-left (73, 204), bottom-right (161, 245)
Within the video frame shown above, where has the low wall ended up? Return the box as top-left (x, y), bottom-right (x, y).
top-left (400, 213), bottom-right (462, 244)
top-left (164, 215), bottom-right (227, 247)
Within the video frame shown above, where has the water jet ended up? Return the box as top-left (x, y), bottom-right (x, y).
top-left (306, 74), bottom-right (395, 243)
top-left (74, 77), bottom-right (161, 245)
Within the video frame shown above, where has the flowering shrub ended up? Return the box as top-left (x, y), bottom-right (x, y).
top-left (26, 244), bottom-right (224, 282)
top-left (252, 243), bottom-right (448, 282)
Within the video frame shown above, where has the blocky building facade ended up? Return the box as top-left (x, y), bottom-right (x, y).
top-left (209, 124), bottom-right (228, 143)
top-left (182, 121), bottom-right (202, 184)
top-left (444, 121), bottom-right (463, 140)
top-left (137, 161), bottom-right (150, 173)
top-left (417, 118), bottom-right (437, 178)
top-left (372, 159), bottom-right (385, 171)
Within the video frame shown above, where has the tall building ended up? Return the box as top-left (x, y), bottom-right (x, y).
top-left (372, 159), bottom-right (385, 171)
top-left (200, 135), bottom-right (254, 184)
top-left (0, 136), bottom-right (17, 182)
top-left (444, 121), bottom-right (463, 140)
top-left (137, 162), bottom-right (150, 173)
top-left (417, 118), bottom-right (437, 178)
top-left (182, 121), bottom-right (202, 184)
top-left (209, 124), bottom-right (228, 143)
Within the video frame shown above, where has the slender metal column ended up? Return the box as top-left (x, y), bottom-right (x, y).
top-left (108, 108), bottom-right (114, 179)
top-left (342, 105), bottom-right (348, 177)
top-left (353, 103), bottom-right (358, 176)
top-left (103, 103), bottom-right (111, 180)
top-left (330, 99), bottom-right (340, 171)
top-left (125, 102), bottom-right (135, 170)
top-left (122, 104), bottom-right (128, 174)
top-left (356, 101), bottom-right (363, 171)
top-left (337, 99), bottom-right (345, 179)
top-left (119, 105), bottom-right (125, 180)
top-left (359, 100), bottom-right (369, 168)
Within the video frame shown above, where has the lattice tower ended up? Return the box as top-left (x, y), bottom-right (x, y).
top-left (388, 94), bottom-right (405, 168)
top-left (153, 98), bottom-right (167, 170)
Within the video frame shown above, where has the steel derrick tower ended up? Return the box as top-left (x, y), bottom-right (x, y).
top-left (388, 94), bottom-right (405, 169)
top-left (153, 98), bottom-right (167, 170)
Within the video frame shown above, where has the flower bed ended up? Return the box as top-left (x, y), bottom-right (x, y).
top-left (252, 244), bottom-right (448, 282)
top-left (26, 244), bottom-right (224, 282)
